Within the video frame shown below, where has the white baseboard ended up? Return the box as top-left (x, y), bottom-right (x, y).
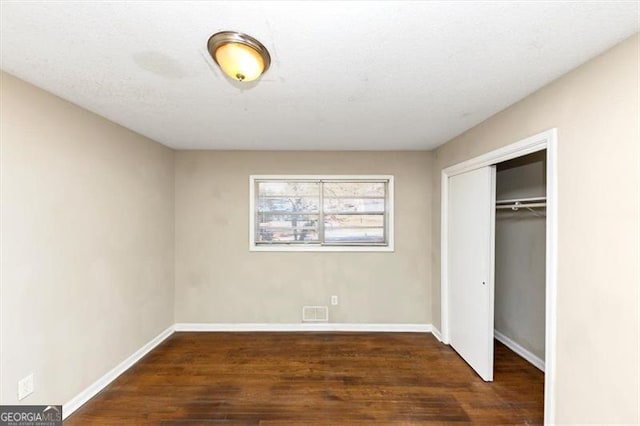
top-left (494, 329), bottom-right (545, 372)
top-left (431, 326), bottom-right (443, 342)
top-left (174, 323), bottom-right (433, 333)
top-left (62, 325), bottom-right (175, 419)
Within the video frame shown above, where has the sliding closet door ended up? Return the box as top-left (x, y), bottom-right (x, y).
top-left (448, 166), bottom-right (496, 381)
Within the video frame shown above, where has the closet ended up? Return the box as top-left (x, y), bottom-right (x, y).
top-left (494, 150), bottom-right (546, 371)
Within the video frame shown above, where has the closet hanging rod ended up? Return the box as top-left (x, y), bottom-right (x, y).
top-left (496, 202), bottom-right (546, 210)
top-left (496, 196), bottom-right (546, 204)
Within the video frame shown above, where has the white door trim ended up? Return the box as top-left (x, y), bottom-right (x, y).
top-left (440, 128), bottom-right (557, 425)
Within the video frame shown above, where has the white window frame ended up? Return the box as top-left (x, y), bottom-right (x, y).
top-left (249, 175), bottom-right (394, 252)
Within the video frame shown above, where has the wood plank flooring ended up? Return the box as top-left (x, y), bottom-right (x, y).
top-left (65, 332), bottom-right (544, 425)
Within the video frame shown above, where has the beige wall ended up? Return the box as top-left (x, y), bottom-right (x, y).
top-left (0, 72), bottom-right (175, 405)
top-left (495, 153), bottom-right (546, 360)
top-left (431, 34), bottom-right (639, 424)
top-left (174, 151), bottom-right (432, 324)
top-left (2, 33), bottom-right (637, 424)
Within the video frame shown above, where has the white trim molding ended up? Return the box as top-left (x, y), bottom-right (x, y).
top-left (440, 128), bottom-right (557, 425)
top-left (62, 325), bottom-right (175, 420)
top-left (431, 326), bottom-right (443, 342)
top-left (249, 175), bottom-right (395, 252)
top-left (494, 330), bottom-right (545, 372)
top-left (174, 323), bottom-right (432, 333)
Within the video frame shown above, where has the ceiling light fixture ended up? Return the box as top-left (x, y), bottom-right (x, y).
top-left (207, 31), bottom-right (271, 82)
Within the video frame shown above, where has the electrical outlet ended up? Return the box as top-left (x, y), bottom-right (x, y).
top-left (331, 295), bottom-right (338, 306)
top-left (18, 373), bottom-right (34, 400)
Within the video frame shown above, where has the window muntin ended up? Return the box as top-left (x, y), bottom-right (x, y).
top-left (252, 177), bottom-right (392, 249)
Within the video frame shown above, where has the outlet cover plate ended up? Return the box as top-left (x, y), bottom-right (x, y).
top-left (18, 373), bottom-right (34, 400)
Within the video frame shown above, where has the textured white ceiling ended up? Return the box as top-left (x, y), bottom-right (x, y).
top-left (1, 1), bottom-right (638, 150)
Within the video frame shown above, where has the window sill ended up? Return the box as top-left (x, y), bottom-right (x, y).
top-left (249, 244), bottom-right (395, 252)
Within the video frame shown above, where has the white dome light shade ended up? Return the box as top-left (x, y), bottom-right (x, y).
top-left (207, 31), bottom-right (271, 82)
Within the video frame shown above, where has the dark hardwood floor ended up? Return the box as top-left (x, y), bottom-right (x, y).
top-left (65, 332), bottom-right (544, 425)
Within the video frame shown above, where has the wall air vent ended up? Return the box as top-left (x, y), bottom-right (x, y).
top-left (302, 306), bottom-right (329, 322)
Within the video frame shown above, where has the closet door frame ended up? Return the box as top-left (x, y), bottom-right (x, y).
top-left (440, 128), bottom-right (557, 425)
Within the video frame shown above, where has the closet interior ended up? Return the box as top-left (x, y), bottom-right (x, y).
top-left (494, 150), bottom-right (547, 372)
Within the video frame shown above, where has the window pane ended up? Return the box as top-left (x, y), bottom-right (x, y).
top-left (257, 181), bottom-right (320, 214)
top-left (323, 182), bottom-right (385, 197)
top-left (325, 228), bottom-right (384, 243)
top-left (258, 181), bottom-right (319, 196)
top-left (324, 197), bottom-right (385, 213)
top-left (258, 214), bottom-right (319, 227)
top-left (257, 214), bottom-right (319, 243)
top-left (258, 229), bottom-right (319, 243)
top-left (258, 197), bottom-right (319, 213)
top-left (324, 214), bottom-right (384, 228)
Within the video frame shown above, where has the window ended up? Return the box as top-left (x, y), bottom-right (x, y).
top-left (249, 175), bottom-right (394, 252)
